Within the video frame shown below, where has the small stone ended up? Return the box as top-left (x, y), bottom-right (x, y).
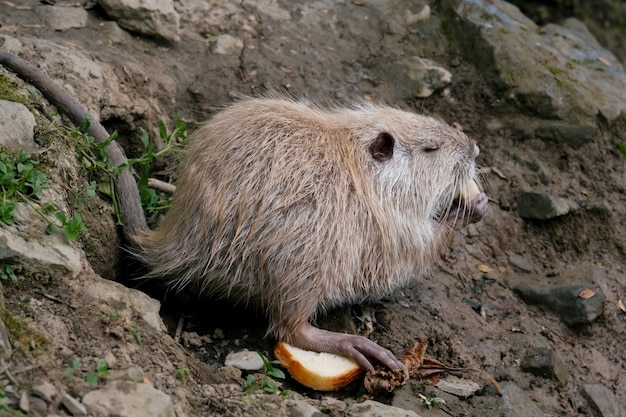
top-left (18, 391), bottom-right (29, 413)
top-left (286, 399), bottom-right (324, 417)
top-left (435, 375), bottom-right (481, 398)
top-left (383, 57), bottom-right (452, 99)
top-left (41, 5), bottom-right (89, 31)
top-left (517, 192), bottom-right (578, 220)
top-left (108, 365), bottom-right (145, 383)
top-left (520, 347), bottom-right (569, 386)
top-left (586, 200), bottom-right (612, 220)
top-left (216, 365), bottom-right (243, 384)
top-left (501, 382), bottom-right (544, 417)
top-left (104, 352), bottom-right (117, 370)
top-left (181, 331), bottom-right (203, 347)
top-left (28, 395), bottom-right (48, 415)
top-left (62, 394), bottom-right (87, 416)
top-left (211, 35), bottom-right (244, 55)
top-left (126, 366), bottom-right (146, 383)
top-left (31, 380), bottom-right (58, 402)
top-left (508, 253), bottom-right (535, 273)
top-left (581, 383), bottom-right (623, 417)
top-left (224, 350), bottom-right (264, 371)
top-left (104, 352), bottom-right (117, 369)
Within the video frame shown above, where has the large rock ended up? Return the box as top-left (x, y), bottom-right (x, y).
top-left (381, 57), bottom-right (452, 98)
top-left (444, 0), bottom-right (626, 146)
top-left (38, 5), bottom-right (89, 31)
top-left (99, 0), bottom-right (180, 42)
top-left (72, 269), bottom-right (166, 332)
top-left (507, 268), bottom-right (606, 326)
top-left (82, 381), bottom-right (174, 417)
top-left (0, 100), bottom-right (36, 152)
top-left (517, 192), bottom-right (579, 220)
top-left (0, 227), bottom-right (82, 279)
top-left (581, 383), bottom-right (624, 417)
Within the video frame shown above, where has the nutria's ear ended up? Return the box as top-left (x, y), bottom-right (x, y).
top-left (370, 132), bottom-right (394, 162)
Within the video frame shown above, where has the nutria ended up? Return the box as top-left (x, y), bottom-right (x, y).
top-left (0, 52), bottom-right (487, 372)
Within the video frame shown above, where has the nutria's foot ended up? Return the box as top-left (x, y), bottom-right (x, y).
top-left (286, 322), bottom-right (404, 372)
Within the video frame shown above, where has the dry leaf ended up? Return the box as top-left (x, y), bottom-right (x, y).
top-left (618, 298), bottom-right (626, 313)
top-left (597, 56), bottom-right (611, 66)
top-left (578, 287), bottom-right (599, 299)
top-left (477, 264), bottom-right (494, 273)
top-left (364, 339), bottom-right (502, 396)
top-left (363, 368), bottom-right (408, 395)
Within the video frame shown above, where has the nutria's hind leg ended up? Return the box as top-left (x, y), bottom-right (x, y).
top-left (285, 322), bottom-right (405, 372)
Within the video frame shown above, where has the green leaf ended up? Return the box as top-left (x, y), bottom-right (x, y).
top-left (86, 372), bottom-right (98, 385)
top-left (0, 202), bottom-right (16, 225)
top-left (262, 376), bottom-right (278, 393)
top-left (267, 367), bottom-right (285, 379)
top-left (158, 120), bottom-right (168, 140)
top-left (42, 203), bottom-right (56, 213)
top-left (86, 181), bottom-right (97, 198)
top-left (55, 211), bottom-right (67, 224)
top-left (95, 358), bottom-right (109, 374)
top-left (79, 116), bottom-right (91, 132)
top-left (139, 128), bottom-right (150, 150)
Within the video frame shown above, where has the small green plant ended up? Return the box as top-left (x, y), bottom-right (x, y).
top-left (418, 393), bottom-right (446, 410)
top-left (176, 364), bottom-right (190, 380)
top-left (0, 149), bottom-right (88, 241)
top-left (213, 328), bottom-right (225, 340)
top-left (51, 211), bottom-right (88, 241)
top-left (243, 351), bottom-right (287, 395)
top-left (0, 265), bottom-right (17, 282)
top-left (63, 360), bottom-right (81, 377)
top-left (131, 118), bottom-right (187, 219)
top-left (86, 358), bottom-right (110, 385)
top-left (74, 129), bottom-right (119, 214)
top-left (258, 351), bottom-right (285, 380)
top-left (0, 150), bottom-right (48, 224)
top-left (76, 118), bottom-right (187, 224)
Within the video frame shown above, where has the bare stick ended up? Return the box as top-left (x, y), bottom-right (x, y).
top-left (148, 178), bottom-right (176, 194)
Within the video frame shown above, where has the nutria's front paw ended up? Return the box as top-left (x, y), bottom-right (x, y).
top-left (334, 334), bottom-right (405, 372)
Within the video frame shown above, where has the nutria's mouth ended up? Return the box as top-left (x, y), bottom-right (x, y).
top-left (435, 179), bottom-right (488, 227)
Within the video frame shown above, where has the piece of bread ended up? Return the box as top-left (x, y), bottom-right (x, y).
top-left (273, 342), bottom-right (363, 391)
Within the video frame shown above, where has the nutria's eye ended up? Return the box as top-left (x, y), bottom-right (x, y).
top-left (422, 144), bottom-right (440, 153)
top-left (370, 132), bottom-right (395, 162)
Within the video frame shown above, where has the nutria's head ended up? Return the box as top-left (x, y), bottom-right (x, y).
top-left (342, 105), bottom-right (486, 231)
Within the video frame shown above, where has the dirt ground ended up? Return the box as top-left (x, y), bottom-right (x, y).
top-left (0, 0), bottom-right (625, 416)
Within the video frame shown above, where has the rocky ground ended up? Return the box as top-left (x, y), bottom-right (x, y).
top-left (0, 0), bottom-right (625, 416)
